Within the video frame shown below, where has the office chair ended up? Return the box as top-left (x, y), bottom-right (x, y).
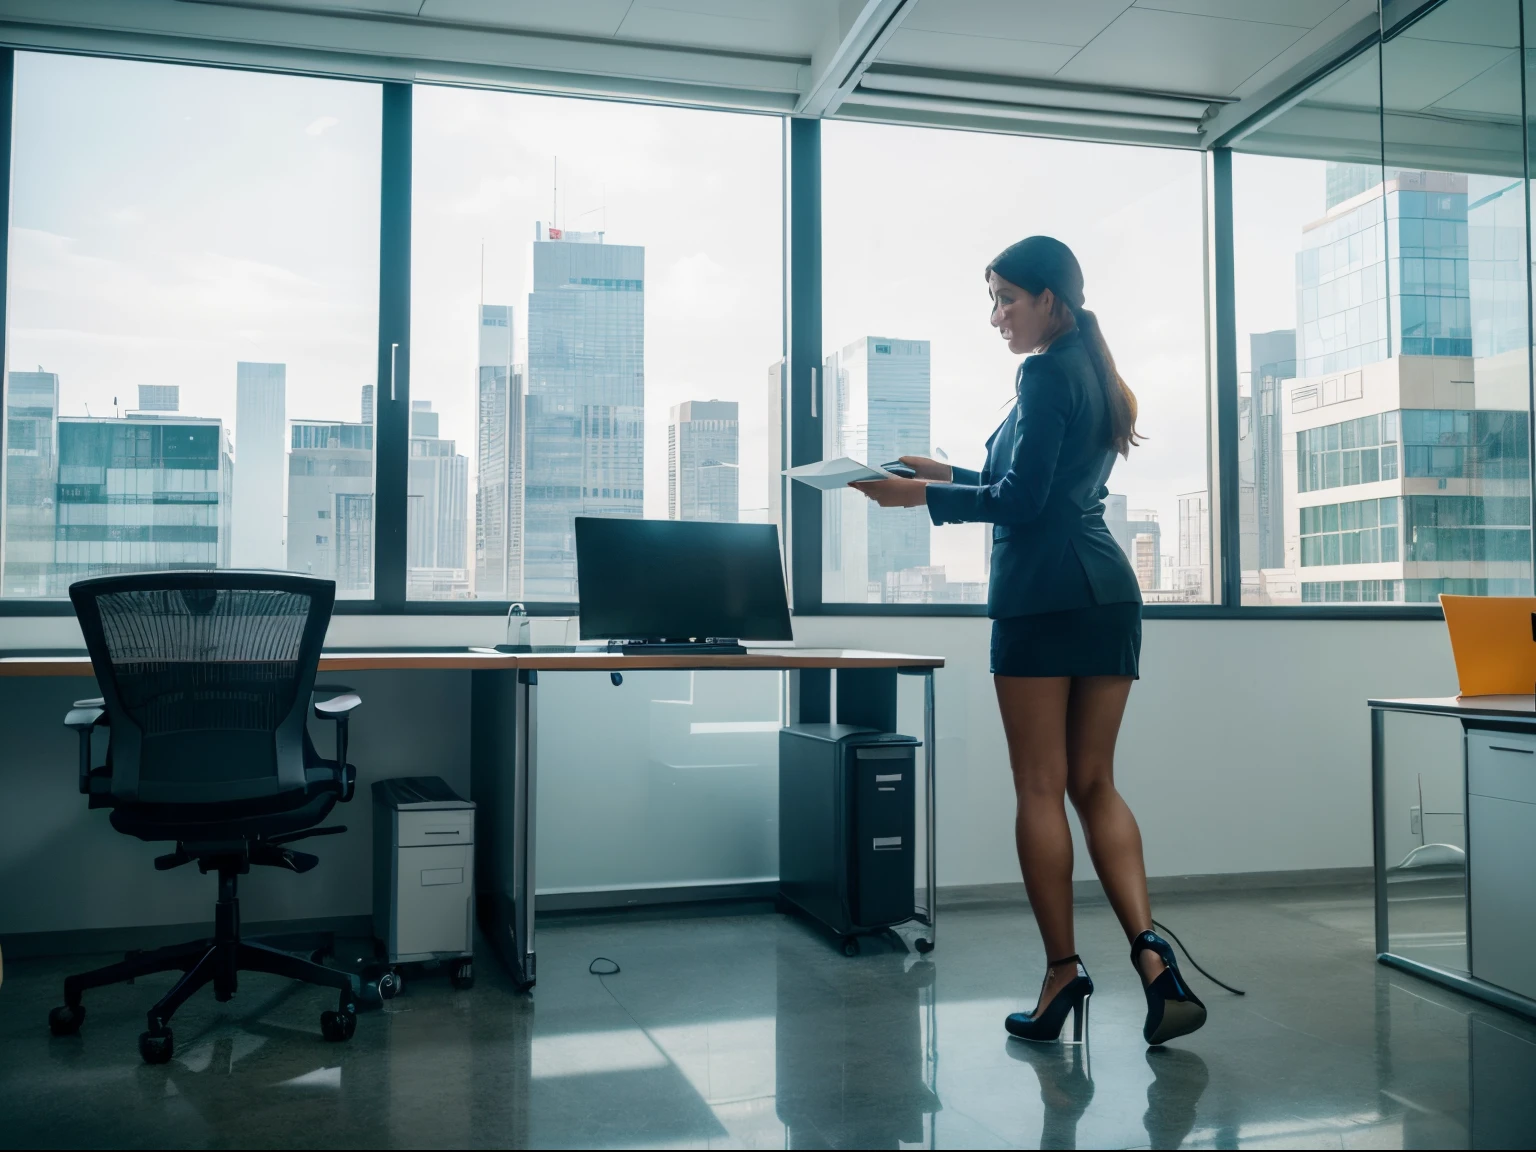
top-left (48, 571), bottom-right (363, 1065)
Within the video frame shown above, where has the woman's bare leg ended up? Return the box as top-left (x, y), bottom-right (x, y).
top-left (1064, 675), bottom-right (1164, 981)
top-left (994, 675), bottom-right (1080, 1008)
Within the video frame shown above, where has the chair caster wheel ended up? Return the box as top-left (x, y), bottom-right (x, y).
top-left (139, 1028), bottom-right (173, 1064)
top-left (49, 1004), bottom-right (85, 1036)
top-left (451, 961), bottom-right (474, 990)
top-left (915, 938), bottom-right (935, 954)
top-left (321, 1009), bottom-right (357, 1042)
top-left (377, 969), bottom-right (402, 1000)
top-left (841, 937), bottom-right (860, 958)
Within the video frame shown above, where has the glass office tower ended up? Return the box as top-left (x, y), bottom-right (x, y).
top-left (1105, 494), bottom-right (1161, 591)
top-left (475, 303), bottom-right (523, 599)
top-left (407, 399), bottom-right (470, 599)
top-left (2, 370), bottom-right (60, 596)
top-left (232, 361), bottom-right (287, 571)
top-left (287, 402), bottom-right (374, 591)
top-left (667, 400), bottom-right (739, 522)
top-left (1277, 164), bottom-right (1531, 603)
top-left (53, 413), bottom-right (233, 588)
top-left (522, 224), bottom-right (644, 599)
top-left (822, 337), bottom-right (930, 602)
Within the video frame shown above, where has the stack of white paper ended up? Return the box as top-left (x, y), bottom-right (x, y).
top-left (785, 457), bottom-right (893, 491)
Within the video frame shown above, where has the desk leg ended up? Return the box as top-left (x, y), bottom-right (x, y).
top-left (923, 668), bottom-right (937, 952)
top-left (1371, 706), bottom-right (1387, 957)
top-left (514, 670), bottom-right (539, 989)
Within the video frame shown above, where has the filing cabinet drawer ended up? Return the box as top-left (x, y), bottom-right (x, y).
top-left (396, 808), bottom-right (475, 848)
top-left (1467, 730), bottom-right (1536, 805)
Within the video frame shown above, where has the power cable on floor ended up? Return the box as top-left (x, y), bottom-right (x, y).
top-left (1152, 919), bottom-right (1246, 996)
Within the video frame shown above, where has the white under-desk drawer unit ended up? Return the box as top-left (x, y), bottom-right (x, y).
top-left (372, 778), bottom-right (476, 965)
top-left (1467, 729), bottom-right (1536, 1001)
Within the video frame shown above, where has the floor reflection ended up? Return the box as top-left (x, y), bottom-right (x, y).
top-left (775, 934), bottom-right (939, 1148)
top-left (1005, 1040), bottom-right (1095, 1149)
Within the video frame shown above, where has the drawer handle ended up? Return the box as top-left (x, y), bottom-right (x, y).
top-left (423, 829), bottom-right (464, 835)
top-left (1488, 745), bottom-right (1534, 755)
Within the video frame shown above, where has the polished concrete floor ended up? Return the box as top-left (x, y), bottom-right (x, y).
top-left (2, 883), bottom-right (1534, 1148)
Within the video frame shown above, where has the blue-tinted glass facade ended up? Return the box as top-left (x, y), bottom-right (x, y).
top-left (524, 233), bottom-right (645, 599)
top-left (1297, 168), bottom-right (1477, 376)
top-left (1297, 409), bottom-right (1528, 493)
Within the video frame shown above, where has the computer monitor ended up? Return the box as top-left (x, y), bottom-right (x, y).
top-left (575, 517), bottom-right (793, 643)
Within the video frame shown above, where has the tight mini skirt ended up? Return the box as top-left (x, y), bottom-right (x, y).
top-left (990, 601), bottom-right (1142, 679)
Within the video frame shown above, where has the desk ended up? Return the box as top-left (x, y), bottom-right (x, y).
top-left (1370, 696), bottom-right (1536, 1022)
top-left (2, 646), bottom-right (943, 993)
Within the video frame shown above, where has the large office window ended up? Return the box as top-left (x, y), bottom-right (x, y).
top-left (1233, 0), bottom-right (1532, 606)
top-left (408, 87), bottom-right (782, 602)
top-left (1, 53), bottom-right (382, 598)
top-left (819, 121), bottom-right (1209, 606)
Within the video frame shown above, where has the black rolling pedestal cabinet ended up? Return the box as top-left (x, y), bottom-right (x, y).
top-left (778, 724), bottom-right (920, 953)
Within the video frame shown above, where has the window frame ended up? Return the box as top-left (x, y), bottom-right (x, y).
top-left (0, 18), bottom-right (1499, 620)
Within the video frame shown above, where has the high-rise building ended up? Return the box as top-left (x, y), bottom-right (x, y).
top-left (361, 384), bottom-right (375, 426)
top-left (476, 303), bottom-right (523, 599)
top-left (407, 399), bottom-right (470, 597)
top-left (767, 359), bottom-right (786, 532)
top-left (1280, 165), bottom-right (1530, 604)
top-left (232, 361), bottom-right (286, 570)
top-left (2, 370), bottom-right (60, 596)
top-left (135, 384), bottom-right (179, 413)
top-left (523, 223), bottom-right (644, 599)
top-left (1176, 490), bottom-right (1210, 600)
top-left (1105, 494), bottom-right (1161, 591)
top-left (1249, 330), bottom-right (1296, 571)
top-left (822, 337), bottom-right (930, 602)
top-left (668, 400), bottom-right (739, 522)
top-left (54, 413), bottom-right (232, 587)
top-left (287, 406), bottom-right (373, 592)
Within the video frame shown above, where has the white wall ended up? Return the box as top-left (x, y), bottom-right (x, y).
top-left (0, 612), bottom-right (1461, 936)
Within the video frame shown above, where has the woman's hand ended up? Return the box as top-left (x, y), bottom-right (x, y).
top-left (898, 455), bottom-right (952, 482)
top-left (850, 478), bottom-right (931, 508)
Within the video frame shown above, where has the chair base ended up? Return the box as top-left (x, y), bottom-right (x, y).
top-left (50, 866), bottom-right (360, 1062)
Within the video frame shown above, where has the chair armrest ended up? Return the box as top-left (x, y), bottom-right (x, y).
top-left (63, 706), bottom-right (106, 795)
top-left (313, 692), bottom-right (362, 720)
top-left (64, 706), bottom-right (106, 732)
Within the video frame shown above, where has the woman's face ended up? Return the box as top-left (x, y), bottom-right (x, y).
top-left (988, 271), bottom-right (1058, 355)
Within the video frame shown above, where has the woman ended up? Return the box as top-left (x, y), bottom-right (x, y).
top-left (852, 236), bottom-right (1205, 1047)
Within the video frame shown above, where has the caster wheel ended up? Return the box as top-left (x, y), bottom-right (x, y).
top-left (451, 962), bottom-right (474, 991)
top-left (377, 969), bottom-right (402, 1000)
top-left (320, 1009), bottom-right (357, 1042)
top-left (48, 1004), bottom-right (85, 1036)
top-left (915, 938), bottom-right (935, 954)
top-left (139, 1029), bottom-right (174, 1065)
top-left (841, 937), bottom-right (860, 958)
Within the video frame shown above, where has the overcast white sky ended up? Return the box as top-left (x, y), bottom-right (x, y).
top-left (6, 51), bottom-right (1327, 596)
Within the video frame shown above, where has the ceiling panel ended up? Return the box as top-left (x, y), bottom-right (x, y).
top-left (418, 0), bottom-right (632, 37)
top-left (1428, 50), bottom-right (1521, 116)
top-left (1133, 0), bottom-right (1347, 26)
top-left (613, 0), bottom-right (822, 56)
top-left (875, 29), bottom-right (1081, 77)
top-left (266, 0), bottom-right (424, 14)
top-left (1382, 37), bottom-right (1514, 111)
top-left (898, 0), bottom-right (1132, 47)
top-left (1056, 7), bottom-right (1306, 96)
top-left (1399, 1), bottom-right (1520, 48)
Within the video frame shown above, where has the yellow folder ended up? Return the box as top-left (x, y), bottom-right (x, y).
top-left (1440, 594), bottom-right (1536, 698)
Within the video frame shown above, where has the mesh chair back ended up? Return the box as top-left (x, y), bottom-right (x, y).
top-left (70, 572), bottom-right (336, 806)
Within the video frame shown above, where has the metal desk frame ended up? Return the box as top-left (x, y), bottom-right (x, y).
top-left (1369, 696), bottom-right (1536, 1022)
top-left (495, 658), bottom-right (939, 992)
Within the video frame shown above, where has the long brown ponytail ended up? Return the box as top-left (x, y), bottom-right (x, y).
top-left (1073, 307), bottom-right (1142, 458)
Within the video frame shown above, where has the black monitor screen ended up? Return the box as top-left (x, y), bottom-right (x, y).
top-left (575, 517), bottom-right (793, 642)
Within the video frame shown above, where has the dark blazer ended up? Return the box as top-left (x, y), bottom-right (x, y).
top-left (924, 329), bottom-right (1142, 618)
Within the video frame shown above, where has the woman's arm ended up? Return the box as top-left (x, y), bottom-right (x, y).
top-left (924, 357), bottom-right (1072, 526)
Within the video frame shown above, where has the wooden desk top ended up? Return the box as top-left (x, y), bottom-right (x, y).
top-left (0, 648), bottom-right (943, 678)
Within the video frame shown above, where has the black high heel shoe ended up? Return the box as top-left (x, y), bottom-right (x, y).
top-left (1005, 955), bottom-right (1093, 1043)
top-left (1132, 930), bottom-right (1206, 1046)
